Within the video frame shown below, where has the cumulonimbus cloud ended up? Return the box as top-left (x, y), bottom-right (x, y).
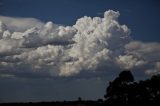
top-left (0, 10), bottom-right (160, 78)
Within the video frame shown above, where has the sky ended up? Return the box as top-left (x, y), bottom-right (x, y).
top-left (0, 0), bottom-right (160, 103)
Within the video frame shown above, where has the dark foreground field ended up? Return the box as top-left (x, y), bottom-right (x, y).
top-left (0, 100), bottom-right (105, 106)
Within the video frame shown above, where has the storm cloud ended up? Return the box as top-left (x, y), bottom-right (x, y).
top-left (0, 10), bottom-right (160, 78)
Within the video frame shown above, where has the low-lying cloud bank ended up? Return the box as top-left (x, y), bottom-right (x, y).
top-left (0, 10), bottom-right (160, 78)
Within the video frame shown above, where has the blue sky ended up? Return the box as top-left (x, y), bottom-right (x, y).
top-left (1, 0), bottom-right (160, 42)
top-left (0, 0), bottom-right (160, 103)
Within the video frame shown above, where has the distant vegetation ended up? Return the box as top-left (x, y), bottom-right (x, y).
top-left (1, 70), bottom-right (160, 105)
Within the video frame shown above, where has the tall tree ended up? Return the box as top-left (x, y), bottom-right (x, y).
top-left (104, 70), bottom-right (160, 104)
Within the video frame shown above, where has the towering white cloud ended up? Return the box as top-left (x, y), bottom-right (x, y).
top-left (0, 10), bottom-right (159, 78)
top-left (59, 10), bottom-right (130, 76)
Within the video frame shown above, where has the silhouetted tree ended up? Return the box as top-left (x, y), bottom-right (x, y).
top-left (78, 97), bottom-right (82, 102)
top-left (104, 70), bottom-right (134, 104)
top-left (104, 70), bottom-right (160, 104)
